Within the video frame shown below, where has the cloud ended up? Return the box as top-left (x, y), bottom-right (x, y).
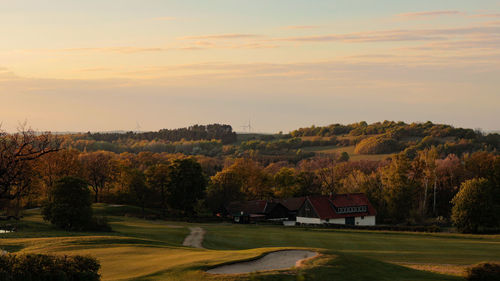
top-left (469, 13), bottom-right (500, 18)
top-left (271, 26), bottom-right (500, 43)
top-left (181, 34), bottom-right (261, 40)
top-left (283, 25), bottom-right (320, 30)
top-left (397, 10), bottom-right (462, 18)
top-left (58, 47), bottom-right (168, 53)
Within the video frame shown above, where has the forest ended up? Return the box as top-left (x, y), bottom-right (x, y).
top-left (1, 121), bottom-right (499, 233)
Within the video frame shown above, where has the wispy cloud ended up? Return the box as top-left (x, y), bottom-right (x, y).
top-left (397, 10), bottom-right (462, 18)
top-left (283, 25), bottom-right (320, 30)
top-left (181, 34), bottom-right (261, 40)
top-left (58, 47), bottom-right (168, 53)
top-left (469, 13), bottom-right (500, 18)
top-left (271, 26), bottom-right (500, 43)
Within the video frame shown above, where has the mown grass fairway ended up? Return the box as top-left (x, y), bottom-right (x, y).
top-left (1, 205), bottom-right (499, 280)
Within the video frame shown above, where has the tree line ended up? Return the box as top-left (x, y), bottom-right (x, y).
top-left (1, 125), bottom-right (499, 233)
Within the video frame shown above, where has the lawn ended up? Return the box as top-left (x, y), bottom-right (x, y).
top-left (1, 205), bottom-right (499, 281)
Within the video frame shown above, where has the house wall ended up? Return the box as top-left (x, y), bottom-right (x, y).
top-left (355, 215), bottom-right (376, 226)
top-left (298, 216), bottom-right (376, 226)
top-left (268, 204), bottom-right (290, 219)
top-left (297, 200), bottom-right (319, 218)
top-left (296, 217), bottom-right (326, 224)
top-left (327, 218), bottom-right (345, 224)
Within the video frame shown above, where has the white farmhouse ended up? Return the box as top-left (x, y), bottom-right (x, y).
top-left (296, 193), bottom-right (376, 226)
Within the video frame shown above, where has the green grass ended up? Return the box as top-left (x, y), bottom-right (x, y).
top-left (1, 204), bottom-right (499, 280)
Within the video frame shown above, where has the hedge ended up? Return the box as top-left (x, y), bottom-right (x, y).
top-left (0, 253), bottom-right (100, 281)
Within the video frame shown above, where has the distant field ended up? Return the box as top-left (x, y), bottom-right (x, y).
top-left (302, 145), bottom-right (393, 161)
top-left (1, 205), bottom-right (499, 280)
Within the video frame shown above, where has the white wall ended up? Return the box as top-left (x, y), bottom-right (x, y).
top-left (298, 216), bottom-right (376, 226)
top-left (327, 218), bottom-right (345, 224)
top-left (297, 217), bottom-right (323, 224)
top-left (355, 216), bottom-right (376, 226)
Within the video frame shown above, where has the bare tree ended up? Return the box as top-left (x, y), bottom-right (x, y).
top-left (0, 125), bottom-right (60, 213)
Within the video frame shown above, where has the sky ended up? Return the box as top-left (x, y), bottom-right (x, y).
top-left (1, 0), bottom-right (499, 133)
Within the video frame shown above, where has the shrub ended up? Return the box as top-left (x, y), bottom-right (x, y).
top-left (42, 177), bottom-right (93, 231)
top-left (466, 262), bottom-right (500, 281)
top-left (0, 253), bottom-right (100, 281)
top-left (85, 216), bottom-right (112, 232)
top-left (354, 135), bottom-right (399, 154)
top-left (451, 178), bottom-right (500, 233)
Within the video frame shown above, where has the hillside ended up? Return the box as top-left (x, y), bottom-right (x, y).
top-left (58, 121), bottom-right (499, 162)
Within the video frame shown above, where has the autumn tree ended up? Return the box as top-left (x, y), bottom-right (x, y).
top-left (0, 127), bottom-right (60, 212)
top-left (381, 153), bottom-right (418, 223)
top-left (36, 149), bottom-right (83, 192)
top-left (414, 147), bottom-right (438, 216)
top-left (206, 169), bottom-right (245, 214)
top-left (80, 151), bottom-right (116, 202)
top-left (273, 167), bottom-right (300, 198)
top-left (220, 158), bottom-right (273, 200)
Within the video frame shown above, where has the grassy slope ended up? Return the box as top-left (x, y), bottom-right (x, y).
top-left (2, 205), bottom-right (499, 280)
top-left (302, 145), bottom-right (393, 161)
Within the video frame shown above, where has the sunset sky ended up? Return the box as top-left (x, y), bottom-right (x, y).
top-left (1, 0), bottom-right (499, 133)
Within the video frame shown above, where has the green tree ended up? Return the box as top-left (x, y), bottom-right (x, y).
top-left (273, 167), bottom-right (299, 198)
top-left (451, 178), bottom-right (500, 233)
top-left (206, 169), bottom-right (245, 214)
top-left (381, 153), bottom-right (418, 223)
top-left (145, 164), bottom-right (169, 217)
top-left (42, 176), bottom-right (92, 230)
top-left (125, 169), bottom-right (150, 218)
top-left (166, 158), bottom-right (206, 215)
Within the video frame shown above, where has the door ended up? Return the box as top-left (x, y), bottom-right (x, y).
top-left (345, 217), bottom-right (355, 225)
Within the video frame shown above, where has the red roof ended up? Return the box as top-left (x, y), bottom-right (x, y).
top-left (274, 197), bottom-right (306, 211)
top-left (226, 200), bottom-right (267, 215)
top-left (305, 193), bottom-right (376, 219)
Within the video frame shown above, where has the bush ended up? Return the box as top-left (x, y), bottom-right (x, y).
top-left (466, 262), bottom-right (500, 281)
top-left (85, 216), bottom-right (112, 232)
top-left (354, 135), bottom-right (399, 154)
top-left (0, 253), bottom-right (100, 281)
top-left (451, 178), bottom-right (500, 233)
top-left (42, 177), bottom-right (93, 231)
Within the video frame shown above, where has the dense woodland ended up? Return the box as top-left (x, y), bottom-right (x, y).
top-left (1, 121), bottom-right (499, 233)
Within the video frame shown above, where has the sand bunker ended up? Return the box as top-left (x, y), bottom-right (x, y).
top-left (182, 227), bottom-right (205, 249)
top-left (207, 250), bottom-right (318, 274)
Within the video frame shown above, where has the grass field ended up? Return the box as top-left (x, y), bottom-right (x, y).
top-left (302, 145), bottom-right (393, 161)
top-left (1, 205), bottom-right (499, 280)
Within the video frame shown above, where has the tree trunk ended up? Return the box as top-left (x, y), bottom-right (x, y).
top-left (423, 178), bottom-right (428, 216)
top-left (432, 179), bottom-right (437, 216)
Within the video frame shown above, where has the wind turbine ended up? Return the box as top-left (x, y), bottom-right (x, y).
top-left (241, 120), bottom-right (252, 133)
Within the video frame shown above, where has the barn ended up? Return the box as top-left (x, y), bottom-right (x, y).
top-left (273, 197), bottom-right (306, 221)
top-left (296, 193), bottom-right (376, 226)
top-left (225, 200), bottom-right (289, 223)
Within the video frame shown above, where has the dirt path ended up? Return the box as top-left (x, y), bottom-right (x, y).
top-left (182, 227), bottom-right (205, 249)
top-left (206, 250), bottom-right (318, 274)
